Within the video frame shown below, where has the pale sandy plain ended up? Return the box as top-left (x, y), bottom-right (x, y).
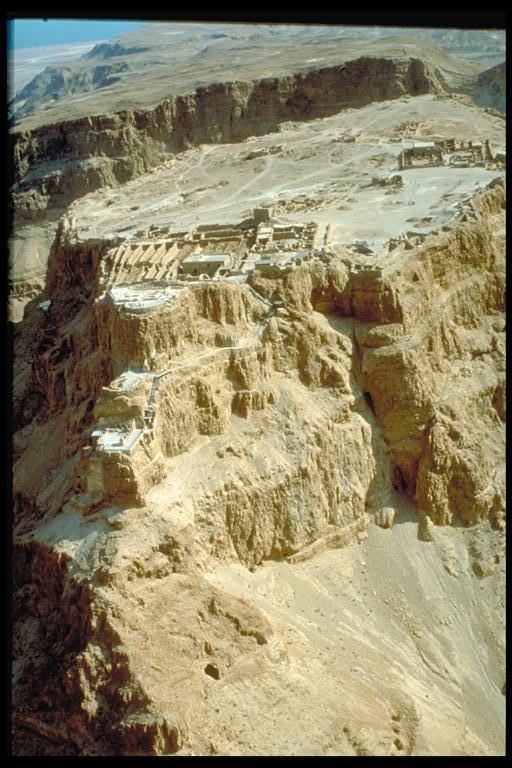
top-left (73, 94), bottom-right (505, 249)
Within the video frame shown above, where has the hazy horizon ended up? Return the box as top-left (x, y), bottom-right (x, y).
top-left (8, 19), bottom-right (146, 50)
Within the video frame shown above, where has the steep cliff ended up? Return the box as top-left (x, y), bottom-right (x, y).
top-left (10, 62), bottom-right (131, 124)
top-left (14, 181), bottom-right (504, 531)
top-left (355, 181), bottom-right (505, 529)
top-left (11, 56), bottom-right (444, 224)
top-left (470, 61), bottom-right (506, 113)
top-left (12, 180), bottom-right (505, 755)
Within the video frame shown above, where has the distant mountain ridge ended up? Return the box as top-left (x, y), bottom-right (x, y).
top-left (9, 63), bottom-right (130, 123)
top-left (84, 41), bottom-right (151, 59)
top-left (8, 23), bottom-right (504, 130)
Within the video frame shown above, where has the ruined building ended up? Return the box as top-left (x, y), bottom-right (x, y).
top-left (399, 143), bottom-right (443, 169)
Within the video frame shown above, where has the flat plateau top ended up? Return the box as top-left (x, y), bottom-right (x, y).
top-left (71, 95), bottom-right (505, 256)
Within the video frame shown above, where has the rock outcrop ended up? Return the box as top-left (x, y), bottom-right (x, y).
top-left (9, 63), bottom-right (130, 124)
top-left (356, 182), bottom-right (505, 529)
top-left (14, 180), bottom-right (505, 530)
top-left (13, 538), bottom-right (273, 755)
top-left (10, 57), bottom-right (444, 225)
top-left (470, 61), bottom-right (506, 113)
top-left (12, 178), bottom-right (505, 755)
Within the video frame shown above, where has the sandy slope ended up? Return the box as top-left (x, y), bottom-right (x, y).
top-left (198, 508), bottom-right (505, 755)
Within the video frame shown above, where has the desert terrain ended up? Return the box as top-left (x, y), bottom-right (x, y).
top-left (70, 93), bottom-right (504, 245)
top-left (10, 21), bottom-right (506, 757)
top-left (10, 40), bottom-right (104, 95)
top-left (9, 23), bottom-right (505, 128)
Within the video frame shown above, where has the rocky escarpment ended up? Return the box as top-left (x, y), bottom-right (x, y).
top-left (13, 538), bottom-right (273, 755)
top-left (10, 56), bottom-right (444, 225)
top-left (245, 181), bottom-right (505, 533)
top-left (288, 182), bottom-right (504, 531)
top-left (356, 181), bottom-right (505, 530)
top-left (84, 41), bottom-right (151, 60)
top-left (14, 181), bottom-right (505, 537)
top-left (12, 180), bottom-right (505, 755)
top-left (9, 63), bottom-right (131, 125)
top-left (470, 61), bottom-right (506, 113)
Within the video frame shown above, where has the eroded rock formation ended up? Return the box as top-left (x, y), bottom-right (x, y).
top-left (11, 57), bottom-right (444, 225)
top-left (12, 177), bottom-right (505, 754)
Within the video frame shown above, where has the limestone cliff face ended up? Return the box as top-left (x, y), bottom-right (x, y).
top-left (321, 181), bottom-right (504, 529)
top-left (10, 62), bottom-right (131, 124)
top-left (13, 538), bottom-right (273, 755)
top-left (13, 181), bottom-right (505, 537)
top-left (194, 407), bottom-right (381, 566)
top-left (95, 283), bottom-right (265, 372)
top-left (248, 181), bottom-right (505, 531)
top-left (471, 61), bottom-right (506, 113)
top-left (11, 56), bottom-right (443, 223)
top-left (11, 181), bottom-right (505, 755)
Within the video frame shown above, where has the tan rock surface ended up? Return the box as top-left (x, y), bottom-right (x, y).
top-left (12, 177), bottom-right (505, 754)
top-left (10, 33), bottom-right (505, 755)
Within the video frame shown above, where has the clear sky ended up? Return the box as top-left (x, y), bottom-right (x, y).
top-left (8, 19), bottom-right (146, 50)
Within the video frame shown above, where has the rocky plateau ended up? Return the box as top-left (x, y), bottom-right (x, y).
top-left (10, 21), bottom-right (506, 757)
